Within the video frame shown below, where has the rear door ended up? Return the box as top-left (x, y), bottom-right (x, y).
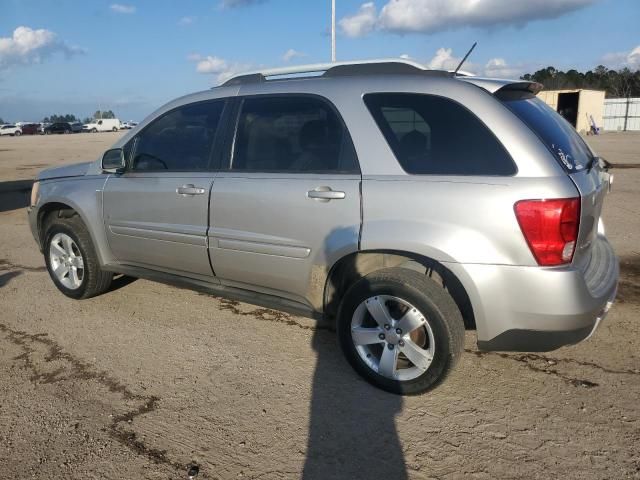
top-left (103, 99), bottom-right (228, 278)
top-left (209, 95), bottom-right (361, 306)
top-left (498, 93), bottom-right (611, 265)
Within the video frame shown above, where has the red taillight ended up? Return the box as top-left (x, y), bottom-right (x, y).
top-left (514, 198), bottom-right (580, 266)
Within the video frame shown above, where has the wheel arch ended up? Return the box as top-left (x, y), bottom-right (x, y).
top-left (323, 250), bottom-right (476, 331)
top-left (36, 193), bottom-right (112, 267)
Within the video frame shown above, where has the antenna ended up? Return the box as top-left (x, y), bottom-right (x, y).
top-left (454, 42), bottom-right (477, 75)
top-left (331, 0), bottom-right (336, 62)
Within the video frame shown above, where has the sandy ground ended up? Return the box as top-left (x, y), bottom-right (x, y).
top-left (0, 132), bottom-right (639, 479)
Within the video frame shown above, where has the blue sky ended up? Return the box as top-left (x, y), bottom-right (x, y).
top-left (0, 0), bottom-right (638, 122)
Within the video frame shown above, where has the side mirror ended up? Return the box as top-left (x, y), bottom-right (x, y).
top-left (101, 148), bottom-right (126, 173)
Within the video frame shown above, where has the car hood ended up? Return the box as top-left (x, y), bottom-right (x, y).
top-left (37, 161), bottom-right (92, 181)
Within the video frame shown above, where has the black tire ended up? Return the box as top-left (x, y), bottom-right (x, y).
top-left (112, 127), bottom-right (118, 132)
top-left (91, 128), bottom-right (97, 133)
top-left (337, 267), bottom-right (465, 395)
top-left (15, 131), bottom-right (21, 136)
top-left (43, 214), bottom-right (112, 299)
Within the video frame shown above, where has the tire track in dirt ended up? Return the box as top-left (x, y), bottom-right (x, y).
top-left (0, 323), bottom-right (199, 478)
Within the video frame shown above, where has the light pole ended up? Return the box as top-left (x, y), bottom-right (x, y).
top-left (331, 0), bottom-right (336, 62)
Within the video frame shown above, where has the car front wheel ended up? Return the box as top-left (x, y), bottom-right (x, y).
top-left (44, 215), bottom-right (112, 299)
top-left (337, 267), bottom-right (465, 395)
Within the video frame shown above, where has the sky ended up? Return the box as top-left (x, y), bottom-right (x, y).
top-left (0, 0), bottom-right (638, 122)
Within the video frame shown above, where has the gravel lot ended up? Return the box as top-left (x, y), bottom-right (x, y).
top-left (0, 132), bottom-right (639, 479)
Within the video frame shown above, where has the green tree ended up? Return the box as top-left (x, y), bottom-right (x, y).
top-left (93, 110), bottom-right (116, 120)
top-left (521, 66), bottom-right (640, 98)
top-left (43, 114), bottom-right (78, 123)
top-left (0, 117), bottom-right (5, 124)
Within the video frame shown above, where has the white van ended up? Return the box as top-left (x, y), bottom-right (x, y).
top-left (82, 118), bottom-right (121, 133)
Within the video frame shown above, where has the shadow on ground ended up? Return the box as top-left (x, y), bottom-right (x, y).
top-left (0, 180), bottom-right (32, 212)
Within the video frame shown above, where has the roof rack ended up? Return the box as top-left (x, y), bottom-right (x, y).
top-left (218, 58), bottom-right (453, 87)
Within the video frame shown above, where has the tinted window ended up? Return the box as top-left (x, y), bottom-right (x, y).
top-left (364, 93), bottom-right (516, 175)
top-left (498, 93), bottom-right (593, 172)
top-left (232, 96), bottom-right (358, 173)
top-left (131, 101), bottom-right (224, 171)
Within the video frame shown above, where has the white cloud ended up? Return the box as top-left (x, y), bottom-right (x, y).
top-left (194, 55), bottom-right (228, 74)
top-left (110, 4), bottom-right (136, 14)
top-left (0, 26), bottom-right (85, 71)
top-left (422, 48), bottom-right (526, 77)
top-left (282, 48), bottom-right (306, 62)
top-left (178, 16), bottom-right (197, 26)
top-left (602, 45), bottom-right (640, 70)
top-left (426, 47), bottom-right (461, 70)
top-left (339, 2), bottom-right (377, 37)
top-left (341, 0), bottom-right (596, 37)
top-left (483, 57), bottom-right (523, 78)
top-left (187, 53), bottom-right (251, 84)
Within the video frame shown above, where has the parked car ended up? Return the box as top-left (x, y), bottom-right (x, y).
top-left (0, 124), bottom-right (22, 136)
top-left (44, 122), bottom-right (73, 134)
top-left (70, 122), bottom-right (84, 133)
top-left (82, 118), bottom-right (121, 133)
top-left (27, 59), bottom-right (618, 394)
top-left (120, 121), bottom-right (138, 130)
top-left (20, 123), bottom-right (40, 135)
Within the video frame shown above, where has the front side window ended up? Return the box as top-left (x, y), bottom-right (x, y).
top-left (131, 100), bottom-right (224, 171)
top-left (232, 96), bottom-right (358, 173)
top-left (364, 93), bottom-right (516, 176)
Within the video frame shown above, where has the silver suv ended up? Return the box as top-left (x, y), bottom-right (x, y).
top-left (27, 59), bottom-right (618, 394)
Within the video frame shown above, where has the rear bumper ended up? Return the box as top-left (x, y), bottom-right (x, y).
top-left (446, 235), bottom-right (619, 352)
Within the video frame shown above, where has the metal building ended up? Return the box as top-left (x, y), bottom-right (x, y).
top-left (603, 97), bottom-right (640, 131)
top-left (538, 89), bottom-right (605, 133)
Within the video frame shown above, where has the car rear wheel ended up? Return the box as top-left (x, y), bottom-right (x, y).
top-left (14, 131), bottom-right (21, 136)
top-left (337, 267), bottom-right (465, 395)
top-left (112, 127), bottom-right (118, 132)
top-left (44, 215), bottom-right (112, 299)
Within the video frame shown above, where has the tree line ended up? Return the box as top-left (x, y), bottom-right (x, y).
top-left (521, 66), bottom-right (640, 98)
top-left (41, 110), bottom-right (117, 124)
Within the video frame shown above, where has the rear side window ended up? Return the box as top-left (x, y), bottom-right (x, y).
top-left (232, 96), bottom-right (359, 173)
top-left (131, 100), bottom-right (224, 171)
top-left (364, 93), bottom-right (516, 175)
top-left (497, 93), bottom-right (593, 172)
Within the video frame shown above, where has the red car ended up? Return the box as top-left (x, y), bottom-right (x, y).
top-left (20, 123), bottom-right (40, 135)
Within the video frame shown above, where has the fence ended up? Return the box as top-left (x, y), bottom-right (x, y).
top-left (603, 97), bottom-right (640, 131)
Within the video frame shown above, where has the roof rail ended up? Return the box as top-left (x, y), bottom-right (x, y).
top-left (219, 58), bottom-right (451, 87)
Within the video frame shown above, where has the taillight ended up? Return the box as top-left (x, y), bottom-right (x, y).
top-left (514, 198), bottom-right (580, 266)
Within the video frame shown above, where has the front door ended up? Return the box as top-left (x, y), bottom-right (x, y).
top-left (103, 99), bottom-right (227, 278)
top-left (210, 95), bottom-right (361, 307)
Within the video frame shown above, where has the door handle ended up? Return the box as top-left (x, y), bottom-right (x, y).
top-left (307, 187), bottom-right (346, 201)
top-left (176, 184), bottom-right (206, 196)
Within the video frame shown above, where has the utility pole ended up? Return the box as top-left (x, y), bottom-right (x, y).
top-left (331, 0), bottom-right (336, 62)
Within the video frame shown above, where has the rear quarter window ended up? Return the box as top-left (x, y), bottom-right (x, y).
top-left (497, 92), bottom-right (594, 172)
top-left (364, 93), bottom-right (516, 176)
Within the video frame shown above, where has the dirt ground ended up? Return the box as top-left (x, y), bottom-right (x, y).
top-left (0, 132), bottom-right (639, 479)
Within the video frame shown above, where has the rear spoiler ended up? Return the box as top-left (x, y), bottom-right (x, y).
top-left (458, 77), bottom-right (543, 95)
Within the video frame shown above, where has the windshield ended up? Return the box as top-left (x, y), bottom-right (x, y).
top-left (499, 93), bottom-right (594, 172)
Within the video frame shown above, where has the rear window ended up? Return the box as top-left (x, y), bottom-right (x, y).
top-left (364, 93), bottom-right (516, 176)
top-left (498, 93), bottom-right (594, 172)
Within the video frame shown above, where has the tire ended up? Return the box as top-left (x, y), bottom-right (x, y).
top-left (337, 267), bottom-right (464, 395)
top-left (112, 127), bottom-right (118, 132)
top-left (43, 214), bottom-right (112, 299)
top-left (15, 131), bottom-right (21, 136)
top-left (91, 128), bottom-right (97, 133)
